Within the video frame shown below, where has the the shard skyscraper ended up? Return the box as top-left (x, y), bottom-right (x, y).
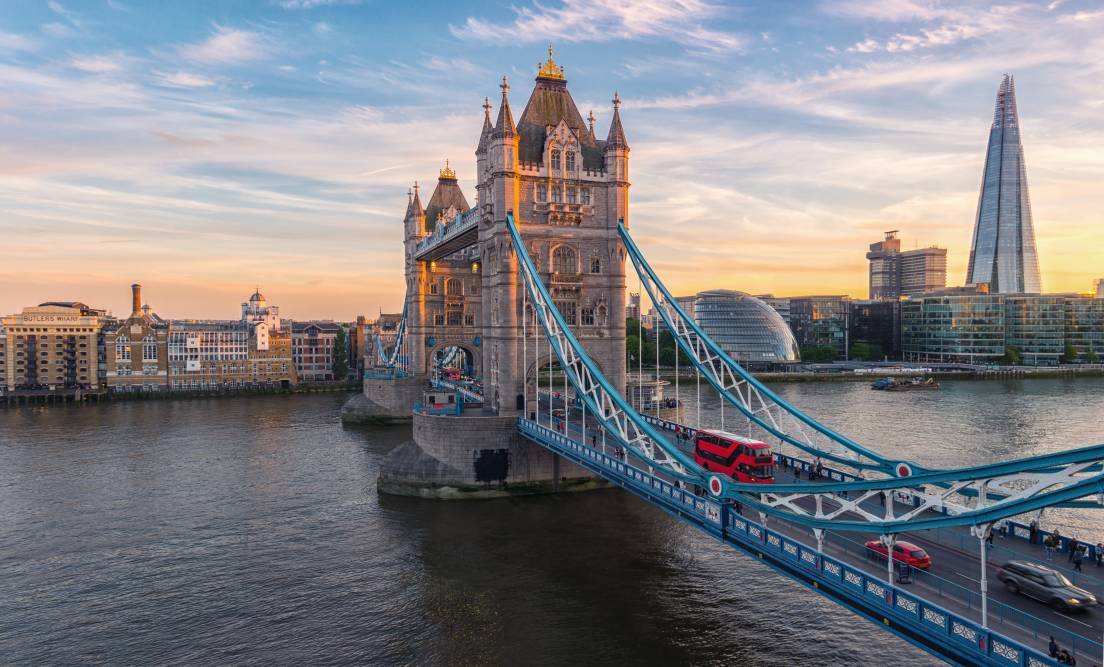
top-left (965, 74), bottom-right (1042, 294)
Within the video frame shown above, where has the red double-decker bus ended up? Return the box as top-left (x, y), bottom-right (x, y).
top-left (693, 430), bottom-right (775, 484)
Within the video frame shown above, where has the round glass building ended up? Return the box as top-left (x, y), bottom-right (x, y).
top-left (692, 290), bottom-right (800, 368)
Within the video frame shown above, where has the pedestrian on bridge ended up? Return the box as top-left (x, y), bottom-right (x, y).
top-left (1068, 535), bottom-right (1080, 563)
top-left (1044, 534), bottom-right (1056, 560)
top-left (1029, 519), bottom-right (1039, 544)
top-left (1072, 547), bottom-right (1084, 573)
top-left (1096, 541), bottom-right (1103, 567)
top-left (1048, 636), bottom-right (1059, 659)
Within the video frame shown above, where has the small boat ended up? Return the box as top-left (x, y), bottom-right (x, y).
top-left (870, 378), bottom-right (895, 390)
top-left (886, 376), bottom-right (940, 391)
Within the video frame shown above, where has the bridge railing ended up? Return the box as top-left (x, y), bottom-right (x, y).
top-left (519, 417), bottom-right (1082, 667)
top-left (413, 401), bottom-right (462, 416)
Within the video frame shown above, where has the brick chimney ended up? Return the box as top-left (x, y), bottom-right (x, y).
top-left (131, 283), bottom-right (142, 315)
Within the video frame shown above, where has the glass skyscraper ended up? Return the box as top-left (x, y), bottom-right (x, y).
top-left (966, 74), bottom-right (1042, 294)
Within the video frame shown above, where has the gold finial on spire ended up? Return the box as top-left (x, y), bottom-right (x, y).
top-left (587, 109), bottom-right (596, 133)
top-left (439, 158), bottom-right (456, 180)
top-left (612, 91), bottom-right (621, 110)
top-left (537, 44), bottom-right (565, 80)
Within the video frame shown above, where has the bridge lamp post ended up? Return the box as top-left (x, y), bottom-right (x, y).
top-left (881, 533), bottom-right (897, 590)
top-left (971, 523), bottom-right (992, 629)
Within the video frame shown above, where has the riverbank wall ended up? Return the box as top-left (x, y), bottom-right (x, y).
top-left (0, 382), bottom-right (359, 407)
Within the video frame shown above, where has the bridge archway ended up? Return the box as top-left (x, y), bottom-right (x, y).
top-left (522, 352), bottom-right (602, 421)
top-left (427, 341), bottom-right (480, 379)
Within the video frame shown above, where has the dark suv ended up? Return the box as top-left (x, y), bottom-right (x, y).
top-left (996, 560), bottom-right (1098, 612)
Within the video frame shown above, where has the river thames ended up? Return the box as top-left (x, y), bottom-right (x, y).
top-left (2, 377), bottom-right (1102, 665)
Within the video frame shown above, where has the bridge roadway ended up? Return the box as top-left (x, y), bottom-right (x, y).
top-left (534, 393), bottom-right (1104, 664)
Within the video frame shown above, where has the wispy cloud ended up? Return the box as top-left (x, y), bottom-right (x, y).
top-left (179, 25), bottom-right (269, 64)
top-left (0, 32), bottom-right (37, 52)
top-left (275, 0), bottom-right (363, 8)
top-left (69, 55), bottom-right (124, 73)
top-left (48, 1), bottom-right (82, 27)
top-left (153, 70), bottom-right (215, 88)
top-left (451, 0), bottom-right (744, 54)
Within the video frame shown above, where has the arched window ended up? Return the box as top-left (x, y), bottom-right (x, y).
top-left (590, 256), bottom-right (601, 274)
top-left (142, 335), bottom-right (158, 361)
top-left (552, 245), bottom-right (577, 274)
top-left (565, 151), bottom-right (575, 171)
top-left (445, 278), bottom-right (463, 296)
top-left (115, 335), bottom-right (131, 361)
top-left (550, 149), bottom-right (561, 171)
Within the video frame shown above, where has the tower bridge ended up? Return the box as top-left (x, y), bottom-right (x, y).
top-left (342, 53), bottom-right (1104, 665)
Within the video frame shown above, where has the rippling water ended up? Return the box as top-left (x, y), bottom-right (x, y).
top-left (1, 379), bottom-right (1101, 665)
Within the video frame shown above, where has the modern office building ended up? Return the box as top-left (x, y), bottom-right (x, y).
top-left (626, 292), bottom-right (641, 321)
top-left (104, 283), bottom-right (169, 393)
top-left (965, 74), bottom-right (1042, 294)
top-left (692, 290), bottom-right (800, 369)
top-left (900, 247), bottom-right (947, 297)
top-left (900, 287), bottom-right (1092, 366)
top-left (787, 296), bottom-right (851, 359)
top-left (866, 231), bottom-right (947, 299)
top-left (1065, 296), bottom-right (1104, 360)
top-left (1095, 279), bottom-right (1104, 298)
top-left (757, 295), bottom-right (790, 323)
top-left (867, 231), bottom-right (902, 300)
top-left (292, 321), bottom-right (343, 382)
top-left (1, 302), bottom-right (105, 394)
top-left (901, 289), bottom-right (1006, 364)
top-left (1004, 295), bottom-right (1065, 365)
top-left (849, 300), bottom-right (901, 360)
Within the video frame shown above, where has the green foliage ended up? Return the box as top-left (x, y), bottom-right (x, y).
top-left (1002, 345), bottom-right (1022, 366)
top-left (1062, 342), bottom-right (1078, 363)
top-left (332, 326), bottom-right (349, 380)
top-left (626, 318), bottom-right (690, 367)
top-left (800, 345), bottom-right (838, 363)
top-left (849, 341), bottom-right (883, 362)
top-left (1083, 349), bottom-right (1100, 364)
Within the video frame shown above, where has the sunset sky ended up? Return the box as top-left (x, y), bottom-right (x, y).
top-left (2, 0), bottom-right (1102, 320)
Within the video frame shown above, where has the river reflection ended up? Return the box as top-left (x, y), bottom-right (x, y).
top-left (3, 380), bottom-right (1098, 665)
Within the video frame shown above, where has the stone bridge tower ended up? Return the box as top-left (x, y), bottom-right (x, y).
top-left (403, 164), bottom-right (484, 378)
top-left (478, 49), bottom-right (628, 415)
top-left (360, 50), bottom-right (629, 498)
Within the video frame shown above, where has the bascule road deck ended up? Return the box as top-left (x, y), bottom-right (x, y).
top-left (535, 393), bottom-right (1104, 664)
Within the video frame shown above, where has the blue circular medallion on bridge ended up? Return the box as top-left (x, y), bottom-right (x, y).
top-left (708, 475), bottom-right (723, 497)
top-left (894, 462), bottom-right (913, 478)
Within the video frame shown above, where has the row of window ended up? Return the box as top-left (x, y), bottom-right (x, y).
top-left (114, 336), bottom-right (159, 362)
top-left (536, 184), bottom-right (591, 205)
top-left (432, 314), bottom-right (477, 327)
top-left (428, 279), bottom-right (479, 296)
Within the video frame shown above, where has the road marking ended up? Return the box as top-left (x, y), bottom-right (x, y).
top-left (1055, 613), bottom-right (1094, 628)
top-left (954, 572), bottom-right (979, 583)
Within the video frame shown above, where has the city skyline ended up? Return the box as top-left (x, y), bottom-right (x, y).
top-left (3, 1), bottom-right (1104, 319)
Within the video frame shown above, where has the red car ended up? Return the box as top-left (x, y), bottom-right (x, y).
top-left (864, 539), bottom-right (932, 570)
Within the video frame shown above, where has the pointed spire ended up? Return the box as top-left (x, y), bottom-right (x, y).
top-left (587, 110), bottom-right (597, 139)
top-left (477, 96), bottom-right (493, 152)
top-left (493, 75), bottom-right (516, 138)
top-left (605, 92), bottom-right (628, 150)
top-left (404, 187), bottom-right (414, 218)
top-left (993, 73), bottom-right (1019, 129)
top-left (411, 180), bottom-right (423, 215)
